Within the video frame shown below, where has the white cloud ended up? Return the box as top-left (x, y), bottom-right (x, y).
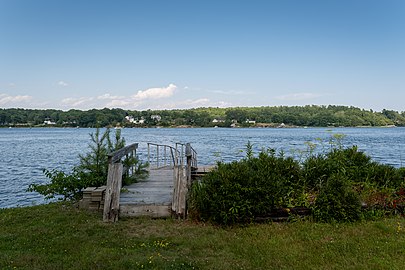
top-left (189, 98), bottom-right (210, 106)
top-left (0, 93), bottom-right (33, 105)
top-left (275, 93), bottom-right (321, 101)
top-left (209, 89), bottom-right (247, 95)
top-left (106, 99), bottom-right (134, 108)
top-left (58, 84), bottom-right (190, 109)
top-left (132, 83), bottom-right (177, 100)
top-left (61, 97), bottom-right (94, 107)
top-left (216, 101), bottom-right (232, 107)
top-left (158, 98), bottom-right (232, 110)
top-left (58, 81), bottom-right (68, 87)
top-left (97, 93), bottom-right (125, 100)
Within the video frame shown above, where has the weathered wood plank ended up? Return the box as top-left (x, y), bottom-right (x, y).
top-left (172, 165), bottom-right (188, 217)
top-left (120, 204), bottom-right (171, 218)
top-left (119, 167), bottom-right (174, 217)
top-left (103, 163), bottom-right (123, 222)
top-left (108, 143), bottom-right (138, 163)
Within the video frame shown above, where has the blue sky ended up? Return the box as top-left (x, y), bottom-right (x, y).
top-left (0, 0), bottom-right (404, 111)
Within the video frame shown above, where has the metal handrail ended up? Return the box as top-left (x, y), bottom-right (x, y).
top-left (147, 143), bottom-right (180, 168)
top-left (176, 142), bottom-right (198, 169)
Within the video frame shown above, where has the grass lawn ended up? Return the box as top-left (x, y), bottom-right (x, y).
top-left (0, 203), bottom-right (404, 269)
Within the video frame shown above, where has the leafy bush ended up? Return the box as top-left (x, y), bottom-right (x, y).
top-left (28, 128), bottom-right (146, 201)
top-left (189, 147), bottom-right (303, 225)
top-left (365, 162), bottom-right (405, 188)
top-left (302, 146), bottom-right (372, 190)
top-left (312, 173), bottom-right (362, 223)
top-left (190, 136), bottom-right (405, 225)
top-left (28, 169), bottom-right (85, 201)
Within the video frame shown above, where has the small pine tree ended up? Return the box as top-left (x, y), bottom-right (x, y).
top-left (28, 128), bottom-right (146, 201)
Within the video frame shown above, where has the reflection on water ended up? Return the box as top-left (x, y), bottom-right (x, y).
top-left (1, 127), bottom-right (404, 208)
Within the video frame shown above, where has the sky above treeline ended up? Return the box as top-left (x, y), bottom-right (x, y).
top-left (0, 0), bottom-right (404, 111)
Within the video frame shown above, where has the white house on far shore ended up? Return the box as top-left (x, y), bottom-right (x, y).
top-left (151, 115), bottom-right (162, 122)
top-left (125, 115), bottom-right (145, 124)
top-left (43, 120), bottom-right (56, 125)
top-left (212, 118), bottom-right (225, 123)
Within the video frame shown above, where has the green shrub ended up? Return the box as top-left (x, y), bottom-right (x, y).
top-left (190, 138), bottom-right (405, 225)
top-left (28, 128), bottom-right (146, 201)
top-left (312, 173), bottom-right (362, 223)
top-left (301, 145), bottom-right (399, 190)
top-left (365, 162), bottom-right (405, 188)
top-left (189, 148), bottom-right (303, 225)
top-left (27, 169), bottom-right (85, 201)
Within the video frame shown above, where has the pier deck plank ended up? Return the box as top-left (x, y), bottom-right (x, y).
top-left (119, 168), bottom-right (174, 217)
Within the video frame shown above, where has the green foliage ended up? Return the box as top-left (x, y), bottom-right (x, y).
top-left (1, 105), bottom-right (404, 127)
top-left (75, 128), bottom-right (112, 187)
top-left (190, 135), bottom-right (405, 225)
top-left (28, 128), bottom-right (146, 201)
top-left (121, 155), bottom-right (149, 186)
top-left (189, 148), bottom-right (303, 225)
top-left (302, 144), bottom-right (404, 190)
top-left (302, 146), bottom-right (372, 190)
top-left (27, 169), bottom-right (84, 201)
top-left (313, 173), bottom-right (362, 223)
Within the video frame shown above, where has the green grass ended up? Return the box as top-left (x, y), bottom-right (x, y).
top-left (1, 203), bottom-right (404, 269)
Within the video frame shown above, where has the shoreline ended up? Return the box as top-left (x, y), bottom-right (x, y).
top-left (1, 124), bottom-right (401, 129)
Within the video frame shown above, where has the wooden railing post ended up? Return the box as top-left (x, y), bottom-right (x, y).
top-left (103, 162), bottom-right (123, 222)
top-left (185, 143), bottom-right (192, 187)
top-left (103, 143), bottom-right (138, 222)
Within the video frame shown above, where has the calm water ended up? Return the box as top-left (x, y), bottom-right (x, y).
top-left (1, 127), bottom-right (404, 208)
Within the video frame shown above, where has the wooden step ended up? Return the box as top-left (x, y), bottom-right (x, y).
top-left (120, 204), bottom-right (171, 218)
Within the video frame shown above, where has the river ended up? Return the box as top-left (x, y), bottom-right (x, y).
top-left (1, 127), bottom-right (404, 208)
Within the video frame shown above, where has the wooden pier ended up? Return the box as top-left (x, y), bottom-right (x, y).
top-left (120, 168), bottom-right (173, 218)
top-left (102, 142), bottom-right (212, 222)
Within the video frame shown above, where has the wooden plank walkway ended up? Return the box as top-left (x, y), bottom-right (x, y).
top-left (120, 168), bottom-right (174, 218)
top-left (119, 165), bottom-right (215, 218)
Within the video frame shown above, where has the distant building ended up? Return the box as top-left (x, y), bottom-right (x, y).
top-left (150, 115), bottom-right (162, 122)
top-left (125, 115), bottom-right (145, 124)
top-left (212, 118), bottom-right (225, 123)
top-left (245, 119), bottom-right (256, 124)
top-left (43, 120), bottom-right (56, 125)
top-left (125, 116), bottom-right (136, 123)
top-left (137, 118), bottom-right (145, 124)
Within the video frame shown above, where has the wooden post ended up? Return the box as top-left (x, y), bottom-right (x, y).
top-left (103, 163), bottom-right (123, 222)
top-left (186, 143), bottom-right (192, 187)
top-left (172, 165), bottom-right (187, 218)
top-left (172, 166), bottom-right (179, 213)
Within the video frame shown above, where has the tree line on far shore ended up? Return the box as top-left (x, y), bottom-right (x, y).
top-left (1, 105), bottom-right (405, 128)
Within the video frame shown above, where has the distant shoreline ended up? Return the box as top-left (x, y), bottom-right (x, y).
top-left (1, 105), bottom-right (404, 128)
top-left (1, 124), bottom-right (399, 129)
